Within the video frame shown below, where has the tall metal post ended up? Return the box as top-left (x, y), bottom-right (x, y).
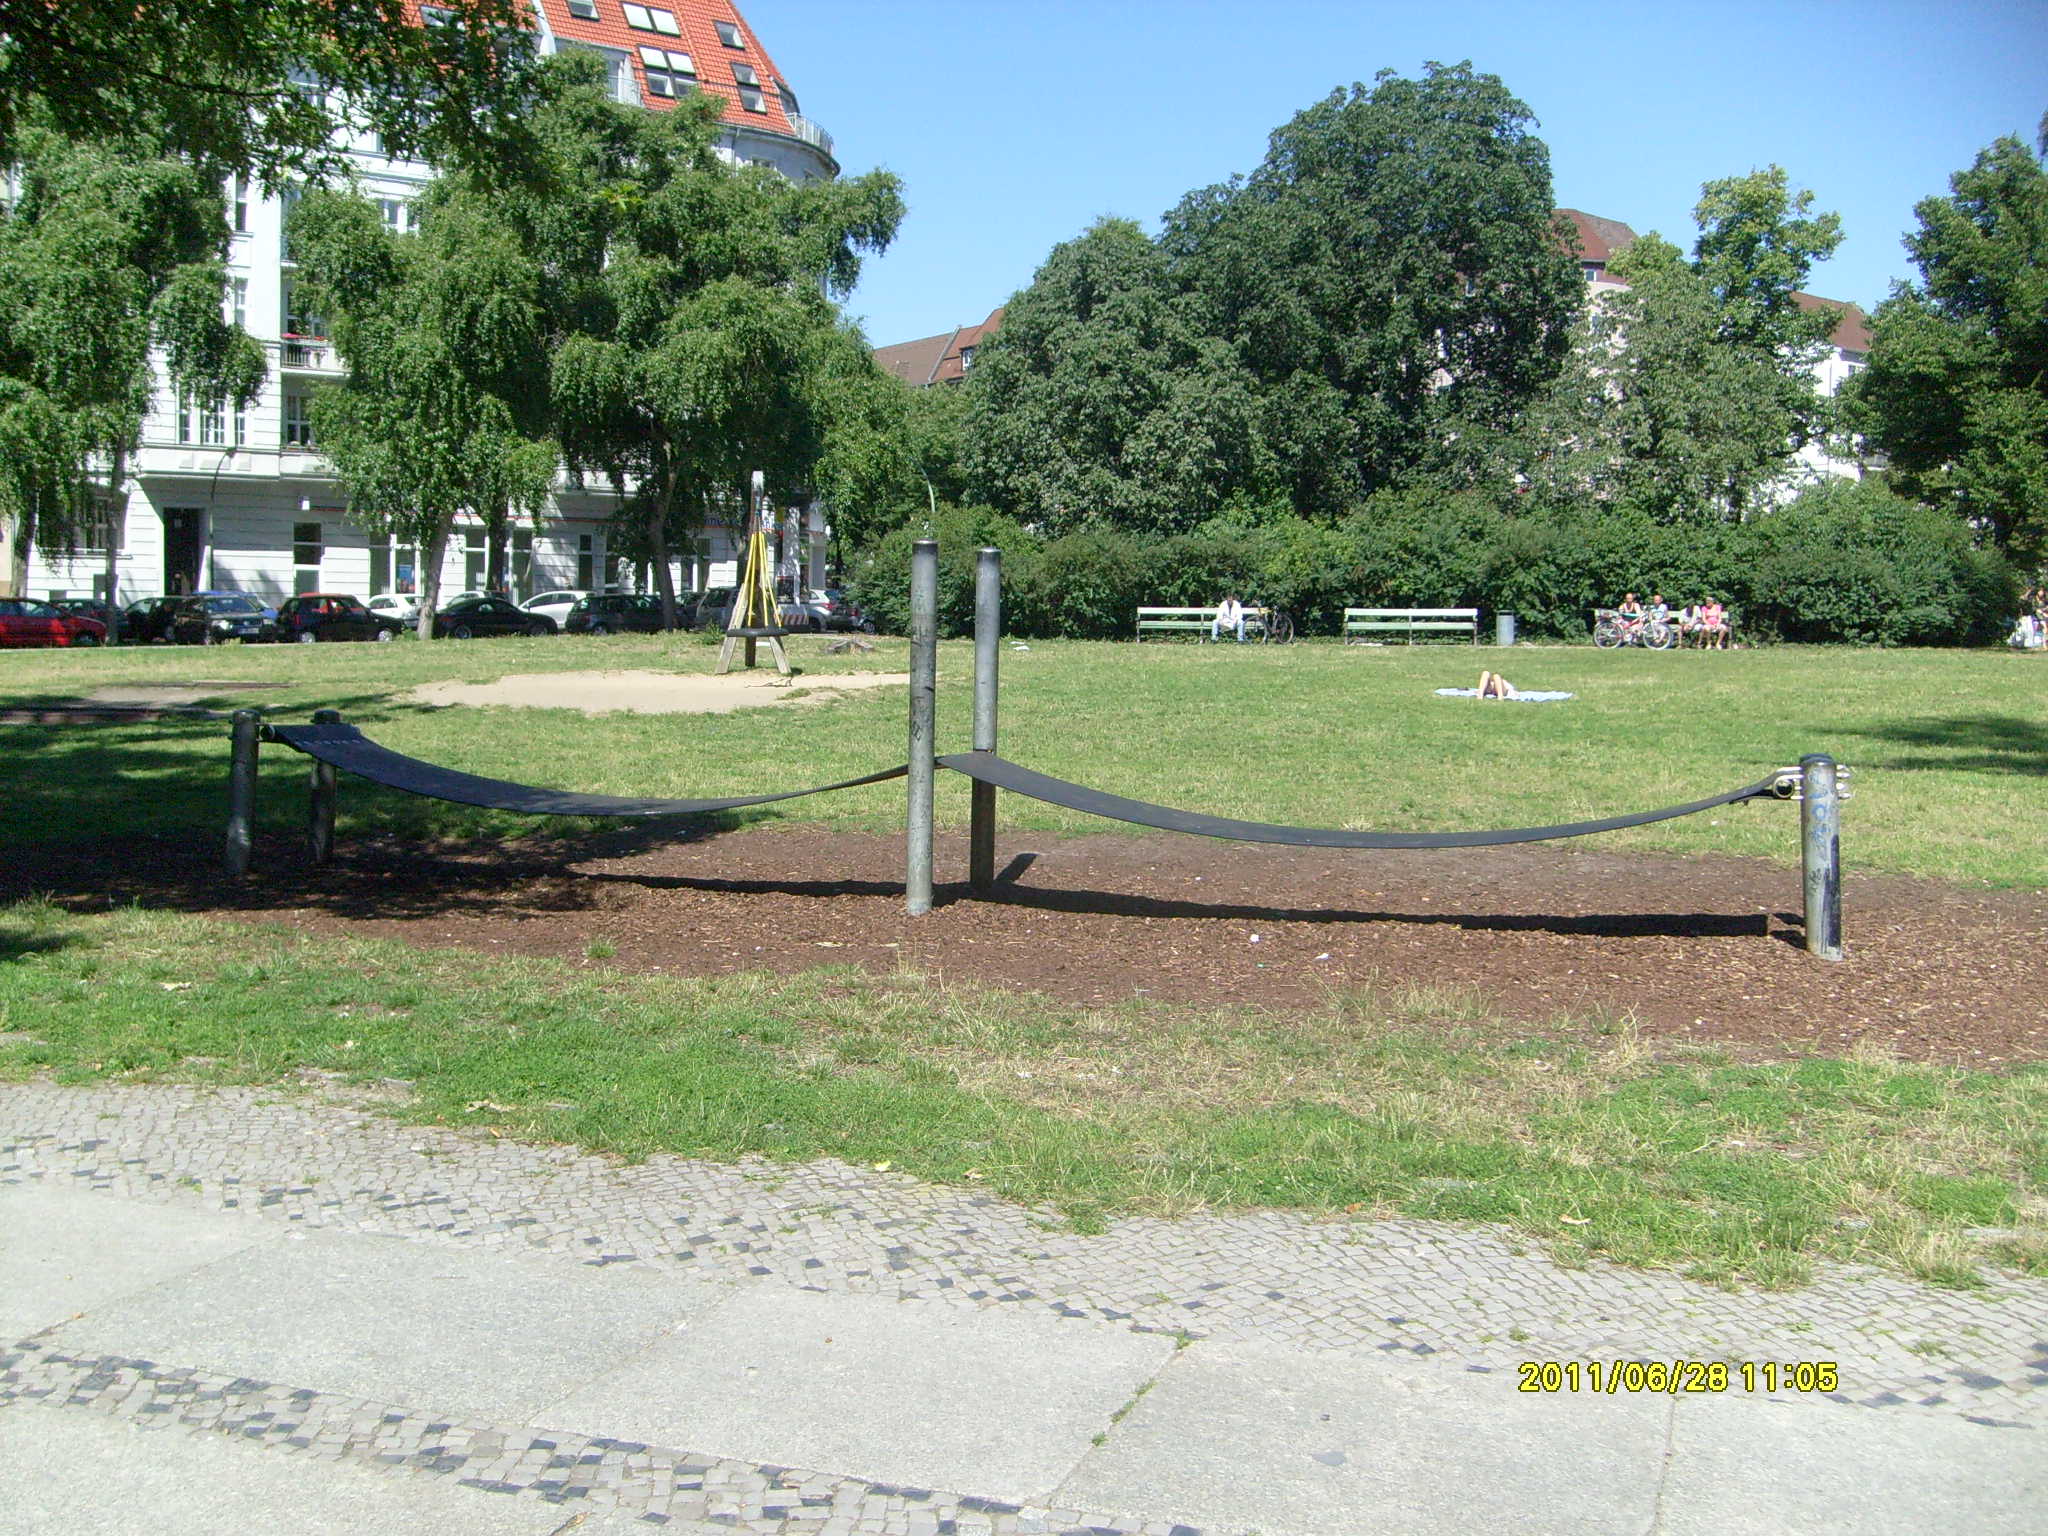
top-left (224, 708), bottom-right (261, 877)
top-left (906, 539), bottom-right (938, 915)
top-left (969, 546), bottom-right (1001, 890)
top-left (309, 708), bottom-right (340, 868)
top-left (1800, 754), bottom-right (1842, 960)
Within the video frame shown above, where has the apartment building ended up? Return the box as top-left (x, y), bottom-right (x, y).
top-left (23, 0), bottom-right (838, 608)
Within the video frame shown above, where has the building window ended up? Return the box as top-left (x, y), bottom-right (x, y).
top-left (419, 4), bottom-right (456, 25)
top-left (958, 346), bottom-right (975, 372)
top-left (175, 389), bottom-right (236, 448)
top-left (283, 282), bottom-right (324, 338)
top-left (1582, 261), bottom-right (1603, 279)
top-left (293, 521), bottom-right (323, 594)
top-left (288, 67), bottom-right (326, 111)
top-left (284, 393), bottom-right (316, 448)
top-left (639, 46), bottom-right (695, 96)
top-left (227, 278), bottom-right (248, 331)
top-left (567, 0), bottom-right (599, 16)
top-left (228, 176), bottom-right (249, 234)
top-left (577, 534), bottom-right (595, 590)
top-left (377, 197), bottom-right (415, 234)
top-left (510, 529), bottom-right (534, 601)
top-left (731, 62), bottom-right (765, 111)
top-left (562, 42), bottom-right (636, 102)
top-left (370, 541), bottom-right (419, 595)
top-left (714, 19), bottom-right (743, 48)
top-left (622, 4), bottom-right (680, 36)
top-left (776, 80), bottom-right (800, 116)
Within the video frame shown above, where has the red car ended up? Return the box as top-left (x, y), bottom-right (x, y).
top-left (0, 598), bottom-right (107, 647)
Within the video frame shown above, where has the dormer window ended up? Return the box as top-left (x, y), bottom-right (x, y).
top-left (959, 346), bottom-right (976, 371)
top-left (731, 62), bottom-right (759, 86)
top-left (639, 46), bottom-right (696, 97)
top-left (567, 0), bottom-right (598, 17)
top-left (1582, 261), bottom-right (1603, 279)
top-left (714, 19), bottom-right (744, 47)
top-left (622, 4), bottom-right (680, 36)
top-left (731, 62), bottom-right (766, 111)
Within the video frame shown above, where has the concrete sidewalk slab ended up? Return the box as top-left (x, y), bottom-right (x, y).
top-left (540, 1284), bottom-right (1177, 1505)
top-left (0, 1403), bottom-right (571, 1536)
top-left (46, 1228), bottom-right (725, 1422)
top-left (1056, 1339), bottom-right (1670, 1536)
top-left (1661, 1394), bottom-right (2044, 1535)
top-left (0, 1184), bottom-right (274, 1344)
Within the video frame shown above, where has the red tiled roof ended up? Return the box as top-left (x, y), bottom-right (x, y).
top-left (1793, 292), bottom-right (1872, 353)
top-left (874, 307), bottom-right (1005, 386)
top-left (531, 0), bottom-right (805, 140)
top-left (1558, 208), bottom-right (1639, 265)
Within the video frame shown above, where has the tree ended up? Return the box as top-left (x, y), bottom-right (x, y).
top-left (546, 81), bottom-right (903, 627)
top-left (1556, 168), bottom-right (1843, 523)
top-left (1161, 62), bottom-right (1585, 514)
top-left (0, 120), bottom-right (264, 621)
top-left (807, 347), bottom-right (969, 554)
top-left (290, 172), bottom-right (555, 639)
top-left (963, 217), bottom-right (1274, 534)
top-left (1850, 119), bottom-right (2048, 561)
top-left (0, 0), bottom-right (540, 183)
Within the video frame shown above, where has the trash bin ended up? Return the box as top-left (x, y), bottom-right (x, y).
top-left (1495, 612), bottom-right (1517, 647)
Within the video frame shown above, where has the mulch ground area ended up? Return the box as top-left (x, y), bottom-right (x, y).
top-left (12, 822), bottom-right (2046, 1067)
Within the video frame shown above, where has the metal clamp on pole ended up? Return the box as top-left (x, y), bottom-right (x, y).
top-left (969, 546), bottom-right (1001, 891)
top-left (225, 708), bottom-right (262, 877)
top-left (1799, 754), bottom-right (1843, 960)
top-left (906, 540), bottom-right (938, 915)
top-left (309, 708), bottom-right (341, 867)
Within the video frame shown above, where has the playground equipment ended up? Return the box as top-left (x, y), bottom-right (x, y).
top-left (230, 541), bottom-right (1847, 960)
top-left (715, 470), bottom-right (790, 677)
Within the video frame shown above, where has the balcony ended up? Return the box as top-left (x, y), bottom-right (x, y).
top-left (277, 337), bottom-right (341, 373)
top-left (786, 114), bottom-right (835, 161)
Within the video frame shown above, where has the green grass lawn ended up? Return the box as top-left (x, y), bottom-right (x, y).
top-left (3, 900), bottom-right (2042, 1290)
top-left (3, 634), bottom-right (2043, 1290)
top-left (2, 634), bottom-right (2043, 883)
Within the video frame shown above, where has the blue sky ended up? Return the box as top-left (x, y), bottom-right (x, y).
top-left (753, 0), bottom-right (2047, 347)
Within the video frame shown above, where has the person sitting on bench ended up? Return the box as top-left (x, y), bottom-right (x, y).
top-left (1210, 594), bottom-right (1247, 643)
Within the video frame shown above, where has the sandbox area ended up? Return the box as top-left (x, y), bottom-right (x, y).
top-left (407, 669), bottom-right (906, 715)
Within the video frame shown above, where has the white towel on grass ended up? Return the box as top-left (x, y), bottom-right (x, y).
top-left (1434, 688), bottom-right (1575, 702)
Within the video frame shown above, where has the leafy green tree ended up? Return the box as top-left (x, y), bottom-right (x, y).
top-left (1562, 168), bottom-right (1844, 522)
top-left (0, 120), bottom-right (264, 624)
top-left (1161, 63), bottom-right (1585, 513)
top-left (290, 176), bottom-right (555, 639)
top-left (963, 217), bottom-right (1274, 534)
top-left (546, 84), bottom-right (903, 626)
top-left (808, 351), bottom-right (968, 554)
top-left (1849, 119), bottom-right (2048, 561)
top-left (0, 0), bottom-right (540, 181)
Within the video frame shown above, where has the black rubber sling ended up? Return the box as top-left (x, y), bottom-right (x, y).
top-left (936, 751), bottom-right (1786, 850)
top-left (268, 722), bottom-right (906, 819)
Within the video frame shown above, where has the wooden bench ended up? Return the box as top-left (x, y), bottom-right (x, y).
top-left (1135, 605), bottom-right (1271, 641)
top-left (1343, 607), bottom-right (1479, 644)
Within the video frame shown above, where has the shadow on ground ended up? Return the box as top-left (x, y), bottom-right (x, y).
top-left (1841, 714), bottom-right (2048, 776)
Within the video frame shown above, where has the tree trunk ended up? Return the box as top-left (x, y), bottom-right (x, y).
top-left (651, 466), bottom-right (678, 630)
top-left (2, 502), bottom-right (32, 599)
top-left (103, 446), bottom-right (125, 645)
top-left (485, 501), bottom-right (508, 596)
top-left (416, 519), bottom-right (452, 641)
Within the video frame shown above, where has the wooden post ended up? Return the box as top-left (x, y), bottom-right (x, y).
top-left (906, 539), bottom-right (937, 915)
top-left (224, 709), bottom-right (261, 877)
top-left (308, 708), bottom-right (340, 867)
top-left (1800, 754), bottom-right (1842, 960)
top-left (969, 546), bottom-right (1000, 890)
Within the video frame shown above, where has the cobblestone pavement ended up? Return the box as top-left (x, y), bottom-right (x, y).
top-left (4, 1080), bottom-right (2045, 1533)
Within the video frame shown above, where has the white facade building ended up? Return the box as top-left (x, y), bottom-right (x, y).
top-left (24, 0), bottom-right (836, 609)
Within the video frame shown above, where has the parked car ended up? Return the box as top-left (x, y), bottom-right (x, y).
top-left (275, 593), bottom-right (404, 643)
top-left (169, 592), bottom-right (274, 645)
top-left (0, 597), bottom-right (106, 648)
top-left (367, 593), bottom-right (419, 624)
top-left (431, 595), bottom-right (557, 638)
top-left (49, 598), bottom-right (118, 630)
top-left (123, 595), bottom-right (187, 644)
top-left (563, 593), bottom-right (664, 635)
top-left (810, 588), bottom-right (873, 633)
top-left (689, 587), bottom-right (738, 631)
top-left (520, 589), bottom-right (592, 627)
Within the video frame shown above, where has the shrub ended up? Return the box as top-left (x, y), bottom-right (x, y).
top-left (844, 505), bottom-right (1039, 637)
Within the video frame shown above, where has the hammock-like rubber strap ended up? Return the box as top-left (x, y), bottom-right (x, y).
top-left (937, 750), bottom-right (1785, 850)
top-left (268, 722), bottom-right (906, 818)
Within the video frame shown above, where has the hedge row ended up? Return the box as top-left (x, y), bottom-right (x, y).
top-left (845, 481), bottom-right (2019, 647)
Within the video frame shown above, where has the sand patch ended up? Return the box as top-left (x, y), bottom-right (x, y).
top-left (407, 668), bottom-right (906, 715)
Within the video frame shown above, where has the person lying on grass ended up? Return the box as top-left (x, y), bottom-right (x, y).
top-left (1478, 670), bottom-right (1517, 699)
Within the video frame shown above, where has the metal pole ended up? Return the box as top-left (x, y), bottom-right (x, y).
top-left (969, 546), bottom-right (1000, 891)
top-left (906, 539), bottom-right (938, 915)
top-left (1800, 754), bottom-right (1842, 960)
top-left (224, 708), bottom-right (261, 877)
top-left (309, 707), bottom-right (340, 868)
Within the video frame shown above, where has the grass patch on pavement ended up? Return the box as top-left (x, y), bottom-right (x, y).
top-left (2, 637), bottom-right (2043, 884)
top-left (5, 899), bottom-right (2042, 1292)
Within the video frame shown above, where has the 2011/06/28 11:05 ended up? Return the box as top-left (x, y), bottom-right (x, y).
top-left (1517, 1360), bottom-right (1840, 1393)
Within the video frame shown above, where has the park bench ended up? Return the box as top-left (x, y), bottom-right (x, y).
top-left (1343, 607), bottom-right (1480, 644)
top-left (1135, 605), bottom-right (1273, 641)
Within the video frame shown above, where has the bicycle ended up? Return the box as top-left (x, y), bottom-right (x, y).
top-left (1248, 606), bottom-right (1295, 645)
top-left (1592, 608), bottom-right (1675, 650)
